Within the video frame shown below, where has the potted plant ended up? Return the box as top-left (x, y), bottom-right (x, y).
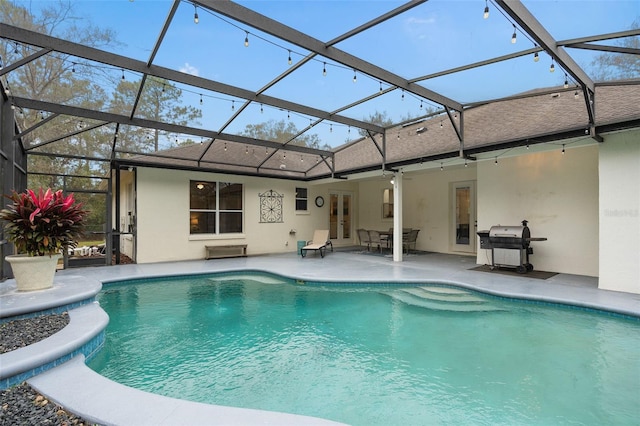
top-left (1, 188), bottom-right (87, 291)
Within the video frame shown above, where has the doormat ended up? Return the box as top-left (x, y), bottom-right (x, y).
top-left (470, 264), bottom-right (558, 280)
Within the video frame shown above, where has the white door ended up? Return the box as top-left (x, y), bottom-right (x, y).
top-left (329, 191), bottom-right (353, 245)
top-left (451, 181), bottom-right (476, 253)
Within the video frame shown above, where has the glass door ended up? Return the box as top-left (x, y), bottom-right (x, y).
top-left (451, 181), bottom-right (476, 253)
top-left (329, 191), bottom-right (353, 245)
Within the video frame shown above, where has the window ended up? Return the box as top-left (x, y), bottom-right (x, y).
top-left (190, 181), bottom-right (243, 234)
top-left (383, 188), bottom-right (393, 218)
top-left (295, 187), bottom-right (308, 211)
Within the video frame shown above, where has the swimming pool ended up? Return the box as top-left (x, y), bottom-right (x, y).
top-left (89, 272), bottom-right (640, 425)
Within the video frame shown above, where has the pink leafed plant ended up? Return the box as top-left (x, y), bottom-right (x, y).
top-left (1, 188), bottom-right (88, 256)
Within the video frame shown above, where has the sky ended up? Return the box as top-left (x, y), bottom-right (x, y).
top-left (11, 0), bottom-right (640, 148)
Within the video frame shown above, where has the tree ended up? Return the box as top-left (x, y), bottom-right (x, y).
top-left (358, 111), bottom-right (394, 137)
top-left (109, 78), bottom-right (202, 153)
top-left (240, 119), bottom-right (330, 150)
top-left (1, 1), bottom-right (202, 241)
top-left (589, 19), bottom-right (640, 81)
top-left (1, 0), bottom-right (117, 182)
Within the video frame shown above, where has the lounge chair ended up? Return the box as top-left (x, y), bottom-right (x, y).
top-left (301, 230), bottom-right (333, 258)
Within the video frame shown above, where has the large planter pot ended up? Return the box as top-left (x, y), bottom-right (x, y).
top-left (6, 253), bottom-right (62, 292)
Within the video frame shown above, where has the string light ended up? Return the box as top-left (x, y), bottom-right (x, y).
top-left (464, 159), bottom-right (468, 167)
top-left (245, 146), bottom-right (249, 154)
top-left (534, 51), bottom-right (539, 62)
top-left (288, 50), bottom-right (292, 65)
top-left (322, 62), bottom-right (327, 76)
top-left (72, 62), bottom-right (76, 73)
top-left (194, 5), bottom-right (199, 24)
top-left (563, 73), bottom-right (569, 89)
top-left (562, 144), bottom-right (565, 155)
top-left (352, 69), bottom-right (357, 83)
top-left (231, 100), bottom-right (235, 111)
top-left (199, 94), bottom-right (203, 105)
top-left (379, 81), bottom-right (383, 93)
top-left (287, 110), bottom-right (290, 120)
top-left (440, 162), bottom-right (444, 171)
top-left (419, 100), bottom-right (423, 110)
top-left (244, 31), bottom-right (249, 47)
top-left (483, 0), bottom-right (489, 19)
top-left (495, 157), bottom-right (498, 165)
top-left (401, 90), bottom-right (405, 101)
top-left (511, 24), bottom-right (517, 43)
top-left (121, 69), bottom-right (125, 80)
top-left (574, 90), bottom-right (579, 99)
top-left (14, 42), bottom-right (19, 54)
top-left (162, 83), bottom-right (165, 92)
top-left (330, 124), bottom-right (333, 133)
top-left (260, 103), bottom-right (263, 113)
top-left (224, 142), bottom-right (227, 151)
top-left (550, 58), bottom-right (555, 73)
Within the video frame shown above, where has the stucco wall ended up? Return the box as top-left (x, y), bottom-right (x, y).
top-left (598, 130), bottom-right (640, 294)
top-left (476, 145), bottom-right (599, 276)
top-left (357, 166), bottom-right (477, 254)
top-left (135, 168), bottom-right (356, 263)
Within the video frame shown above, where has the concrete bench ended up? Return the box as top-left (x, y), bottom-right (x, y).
top-left (205, 244), bottom-right (247, 259)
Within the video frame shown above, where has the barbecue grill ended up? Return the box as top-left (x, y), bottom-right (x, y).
top-left (477, 220), bottom-right (547, 273)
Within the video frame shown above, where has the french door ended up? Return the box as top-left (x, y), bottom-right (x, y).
top-left (329, 191), bottom-right (353, 245)
top-left (451, 181), bottom-right (476, 253)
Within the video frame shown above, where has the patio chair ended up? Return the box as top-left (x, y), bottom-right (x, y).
top-left (368, 230), bottom-right (384, 253)
top-left (357, 228), bottom-right (371, 250)
top-left (402, 229), bottom-right (420, 254)
top-left (301, 230), bottom-right (333, 258)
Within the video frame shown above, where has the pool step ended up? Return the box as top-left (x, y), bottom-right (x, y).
top-left (207, 274), bottom-right (285, 285)
top-left (402, 287), bottom-right (486, 303)
top-left (383, 286), bottom-right (505, 313)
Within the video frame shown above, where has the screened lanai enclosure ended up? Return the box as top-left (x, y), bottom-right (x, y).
top-left (1, 0), bottom-right (639, 278)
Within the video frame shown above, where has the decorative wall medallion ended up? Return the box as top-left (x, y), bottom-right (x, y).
top-left (259, 189), bottom-right (284, 223)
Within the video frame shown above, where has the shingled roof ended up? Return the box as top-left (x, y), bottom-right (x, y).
top-left (126, 81), bottom-right (639, 180)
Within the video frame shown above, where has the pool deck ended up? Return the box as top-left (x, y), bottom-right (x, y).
top-left (1, 251), bottom-right (639, 425)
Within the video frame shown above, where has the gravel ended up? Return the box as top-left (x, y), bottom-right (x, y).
top-left (0, 313), bottom-right (69, 354)
top-left (0, 313), bottom-right (100, 425)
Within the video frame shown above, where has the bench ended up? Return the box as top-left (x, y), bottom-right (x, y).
top-left (205, 244), bottom-right (247, 259)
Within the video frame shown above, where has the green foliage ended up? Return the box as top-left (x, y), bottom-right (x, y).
top-left (357, 111), bottom-right (394, 137)
top-left (240, 119), bottom-right (330, 150)
top-left (1, 188), bottom-right (88, 256)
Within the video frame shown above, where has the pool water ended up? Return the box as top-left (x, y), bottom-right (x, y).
top-left (89, 273), bottom-right (640, 425)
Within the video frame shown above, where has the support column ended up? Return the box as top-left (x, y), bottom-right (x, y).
top-left (392, 172), bottom-right (403, 262)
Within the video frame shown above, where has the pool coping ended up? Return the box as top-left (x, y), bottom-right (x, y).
top-left (1, 252), bottom-right (639, 425)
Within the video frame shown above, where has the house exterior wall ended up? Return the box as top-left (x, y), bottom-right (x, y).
top-left (598, 130), bottom-right (640, 294)
top-left (132, 133), bottom-right (638, 295)
top-left (134, 167), bottom-right (356, 263)
top-left (476, 145), bottom-right (599, 277)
